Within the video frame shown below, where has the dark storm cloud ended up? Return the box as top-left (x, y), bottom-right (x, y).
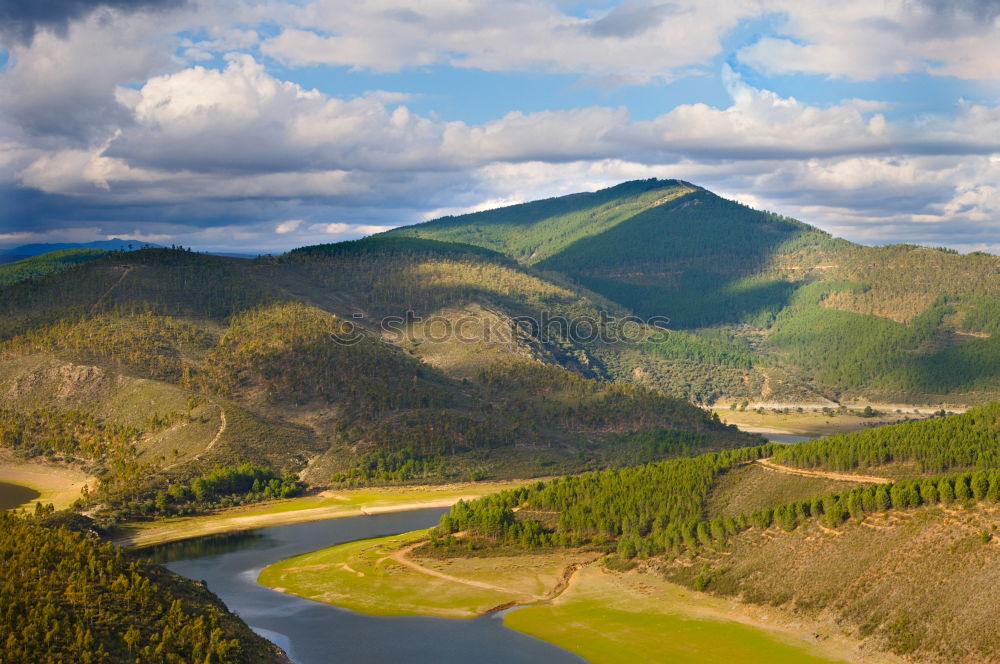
top-left (774, 184), bottom-right (951, 218)
top-left (0, 0), bottom-right (185, 44)
top-left (0, 166), bottom-right (476, 242)
top-left (0, 184), bottom-right (80, 228)
top-left (917, 0), bottom-right (1000, 20)
top-left (584, 2), bottom-right (679, 39)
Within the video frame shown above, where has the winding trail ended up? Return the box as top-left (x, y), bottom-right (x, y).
top-left (756, 458), bottom-right (890, 484)
top-left (201, 406), bottom-right (227, 457)
top-left (381, 543), bottom-right (597, 604)
top-left (383, 543), bottom-right (531, 597)
top-left (160, 405), bottom-right (226, 470)
top-left (91, 265), bottom-right (132, 312)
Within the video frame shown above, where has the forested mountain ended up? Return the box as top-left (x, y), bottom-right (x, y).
top-left (0, 242), bottom-right (756, 526)
top-left (1, 179), bottom-right (997, 526)
top-left (2, 181), bottom-right (998, 663)
top-left (388, 179), bottom-right (1000, 404)
top-left (433, 405), bottom-right (1000, 662)
top-left (0, 510), bottom-right (288, 663)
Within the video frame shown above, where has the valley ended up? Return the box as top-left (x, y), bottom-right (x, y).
top-left (1, 179), bottom-right (997, 663)
top-left (257, 529), bottom-right (866, 663)
top-left (5, 3), bottom-right (997, 662)
top-left (715, 403), bottom-right (950, 439)
top-left (257, 406), bottom-right (999, 663)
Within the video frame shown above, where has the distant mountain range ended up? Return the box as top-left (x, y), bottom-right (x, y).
top-left (0, 238), bottom-right (166, 263)
top-left (0, 239), bottom-right (260, 264)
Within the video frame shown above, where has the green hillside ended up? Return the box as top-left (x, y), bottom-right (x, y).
top-left (0, 244), bottom-right (758, 526)
top-left (0, 248), bottom-right (108, 287)
top-left (387, 179), bottom-right (1000, 404)
top-left (432, 405), bottom-right (1000, 662)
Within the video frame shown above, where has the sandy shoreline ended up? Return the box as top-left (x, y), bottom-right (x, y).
top-left (117, 498), bottom-right (454, 548)
top-left (737, 424), bottom-right (802, 435)
top-left (0, 456), bottom-right (92, 510)
top-left (115, 480), bottom-right (531, 549)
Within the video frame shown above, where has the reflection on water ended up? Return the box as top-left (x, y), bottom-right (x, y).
top-left (154, 509), bottom-right (584, 664)
top-left (251, 626), bottom-right (295, 659)
top-left (141, 530), bottom-right (272, 564)
top-left (0, 481), bottom-right (41, 511)
top-left (765, 433), bottom-right (813, 444)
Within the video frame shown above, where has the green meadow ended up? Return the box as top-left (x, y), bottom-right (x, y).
top-left (504, 566), bottom-right (862, 664)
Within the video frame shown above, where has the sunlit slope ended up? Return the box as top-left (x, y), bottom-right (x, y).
top-left (388, 180), bottom-right (834, 325)
top-left (434, 406), bottom-right (1000, 663)
top-left (0, 245), bottom-right (756, 495)
top-left (386, 179), bottom-right (1000, 403)
top-left (387, 179), bottom-right (701, 263)
top-left (0, 248), bottom-right (108, 287)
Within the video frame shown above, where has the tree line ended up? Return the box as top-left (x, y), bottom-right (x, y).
top-left (771, 402), bottom-right (1000, 473)
top-left (435, 445), bottom-right (774, 549)
top-left (643, 467), bottom-right (1000, 560)
top-left (433, 406), bottom-right (1000, 559)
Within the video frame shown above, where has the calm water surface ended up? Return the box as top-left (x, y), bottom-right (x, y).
top-left (0, 481), bottom-right (40, 510)
top-left (765, 433), bottom-right (813, 444)
top-left (145, 509), bottom-right (585, 664)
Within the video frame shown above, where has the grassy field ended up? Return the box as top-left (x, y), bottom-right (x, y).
top-left (116, 480), bottom-right (533, 548)
top-left (0, 454), bottom-right (91, 510)
top-left (258, 522), bottom-right (878, 663)
top-left (505, 565), bottom-right (885, 664)
top-left (259, 529), bottom-right (594, 618)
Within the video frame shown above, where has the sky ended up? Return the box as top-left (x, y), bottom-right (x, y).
top-left (0, 0), bottom-right (998, 254)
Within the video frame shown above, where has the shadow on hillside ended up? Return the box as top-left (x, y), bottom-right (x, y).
top-left (535, 191), bottom-right (822, 328)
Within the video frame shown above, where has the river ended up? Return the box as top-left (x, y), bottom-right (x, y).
top-left (144, 508), bottom-right (585, 664)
